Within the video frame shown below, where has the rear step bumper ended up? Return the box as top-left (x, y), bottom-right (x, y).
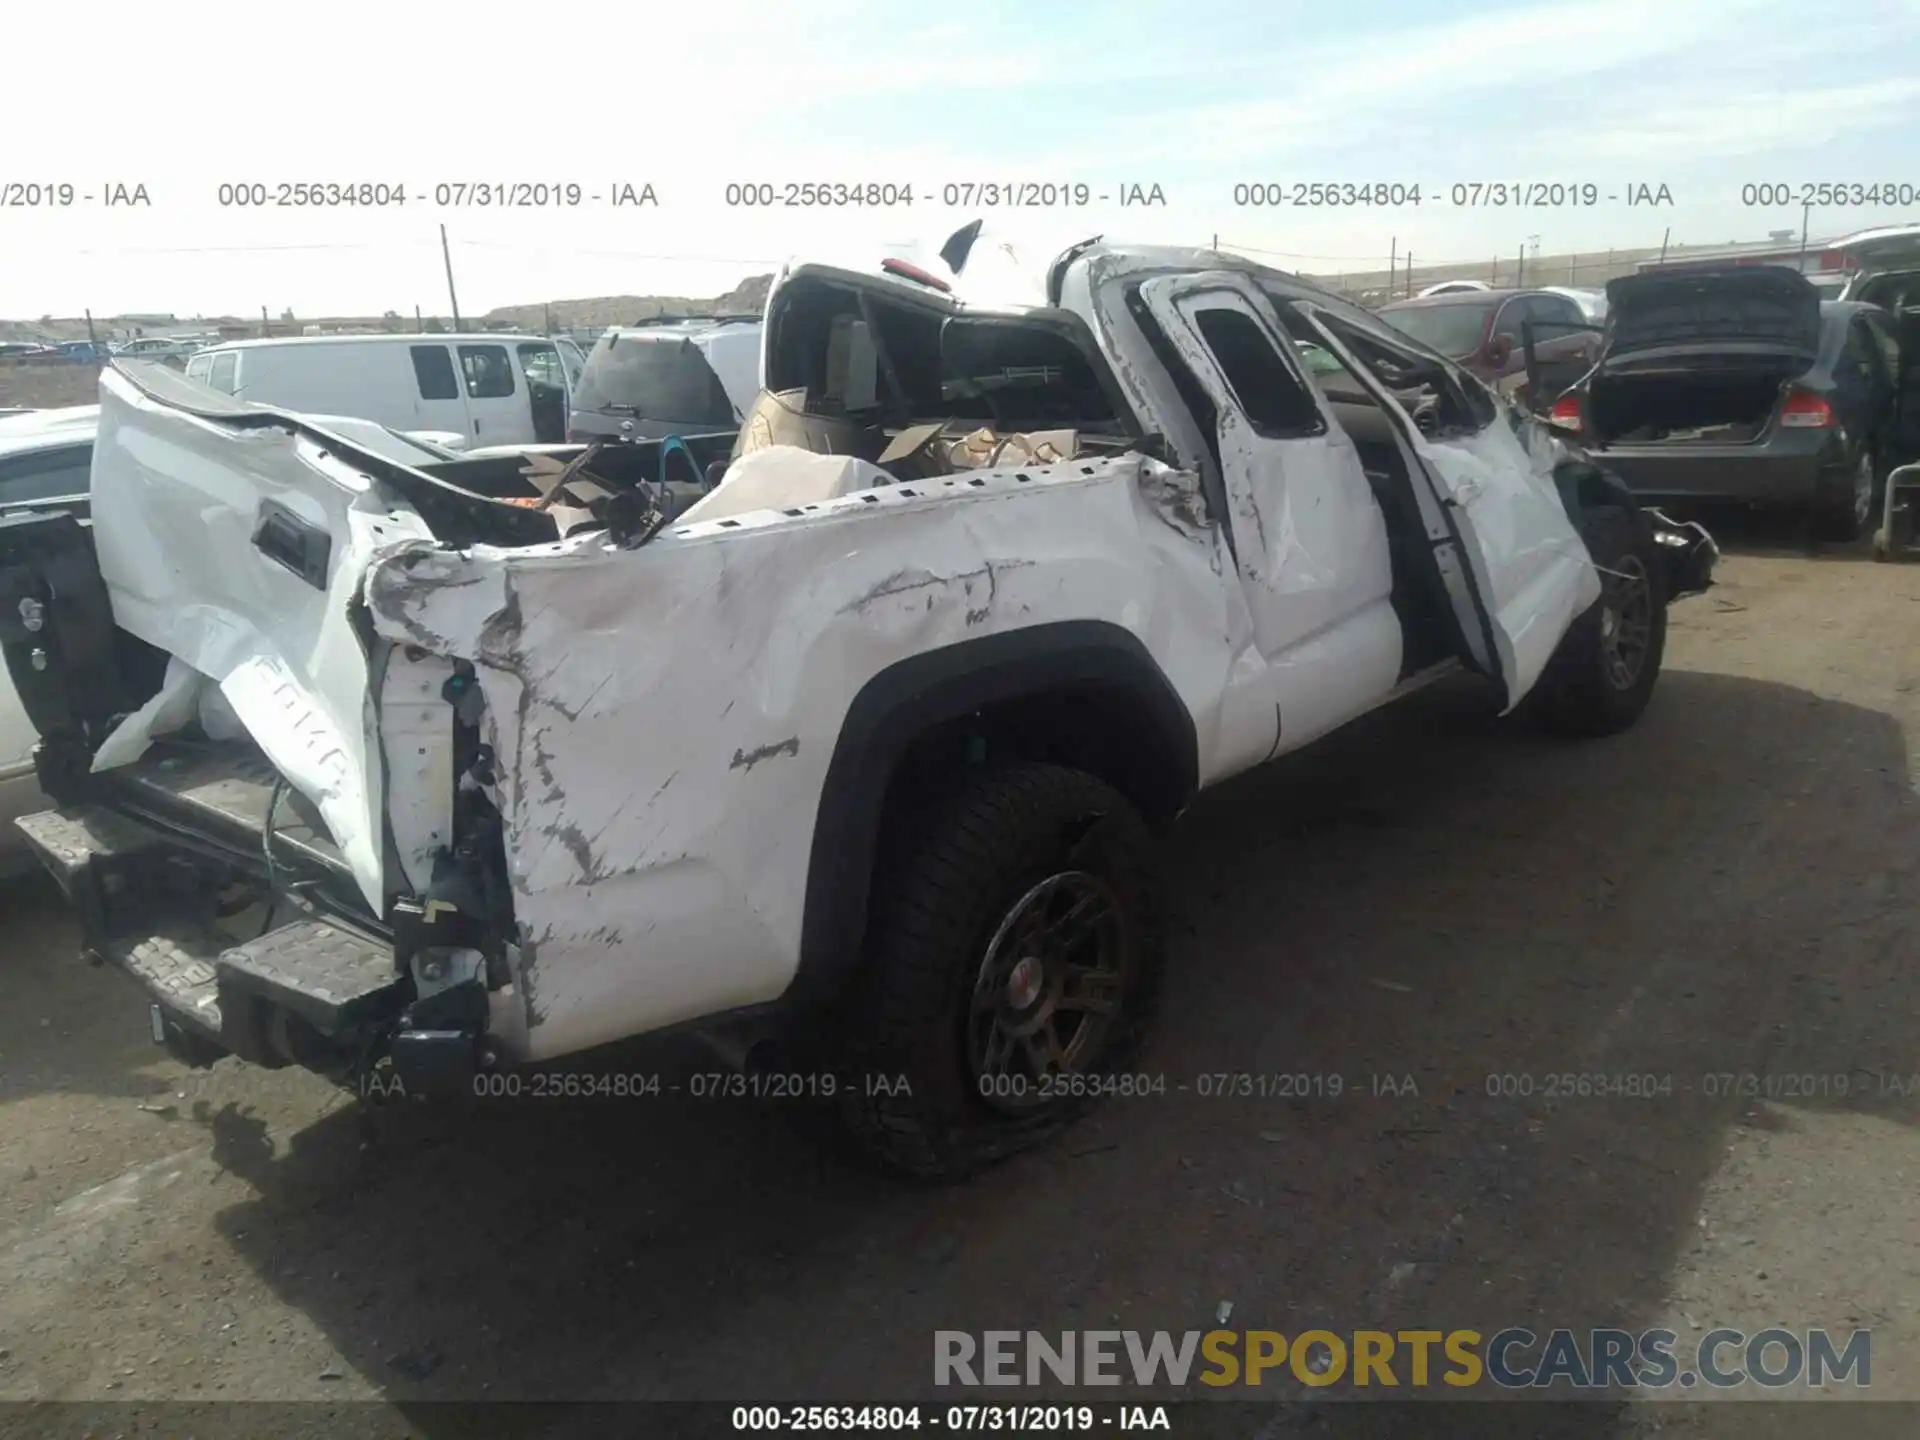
top-left (15, 804), bottom-right (479, 1090)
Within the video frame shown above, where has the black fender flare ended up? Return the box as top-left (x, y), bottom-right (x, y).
top-left (1550, 455), bottom-right (1717, 601)
top-left (787, 620), bottom-right (1198, 1010)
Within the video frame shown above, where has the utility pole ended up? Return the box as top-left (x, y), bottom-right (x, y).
top-left (1517, 245), bottom-right (1526, 288)
top-left (440, 224), bottom-right (463, 330)
top-left (1389, 238), bottom-right (1397, 299)
top-left (1797, 202), bottom-right (1812, 272)
top-left (84, 308), bottom-right (98, 347)
top-left (1405, 251), bottom-right (1413, 296)
top-left (261, 305), bottom-right (270, 338)
top-left (1658, 226), bottom-right (1671, 266)
top-left (415, 304), bottom-right (423, 330)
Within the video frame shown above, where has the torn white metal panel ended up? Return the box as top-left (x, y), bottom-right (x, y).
top-left (1415, 415), bottom-right (1601, 709)
top-left (674, 446), bottom-right (891, 527)
top-left (378, 649), bottom-right (458, 895)
top-left (90, 655), bottom-right (250, 771)
top-left (89, 368), bottom-right (435, 911)
top-left (364, 454), bottom-right (1249, 1061)
top-left (91, 655), bottom-right (204, 772)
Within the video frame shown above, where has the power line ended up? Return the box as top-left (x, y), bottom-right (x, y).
top-left (1215, 241), bottom-right (1403, 262)
top-left (71, 241), bottom-right (413, 256)
top-left (451, 239), bottom-right (782, 266)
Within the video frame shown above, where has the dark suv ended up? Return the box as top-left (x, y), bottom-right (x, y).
top-left (567, 318), bottom-right (763, 442)
top-left (1379, 288), bottom-right (1599, 403)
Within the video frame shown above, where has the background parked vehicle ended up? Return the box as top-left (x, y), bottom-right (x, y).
top-left (0, 409), bottom-right (95, 866)
top-left (1542, 286), bottom-right (1609, 322)
top-left (1547, 266), bottom-right (1913, 540)
top-left (554, 336), bottom-right (587, 390)
top-left (184, 333), bottom-right (573, 446)
top-left (113, 337), bottom-right (200, 366)
top-left (1378, 288), bottom-right (1601, 402)
top-left (1836, 224), bottom-right (1920, 307)
top-left (567, 318), bottom-right (762, 441)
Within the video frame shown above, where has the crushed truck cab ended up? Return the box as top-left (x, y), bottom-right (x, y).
top-left (0, 241), bottom-right (1715, 1177)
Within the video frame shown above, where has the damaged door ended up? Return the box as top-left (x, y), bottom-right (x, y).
top-left (1132, 274), bottom-right (1403, 746)
top-left (1286, 305), bottom-right (1601, 710)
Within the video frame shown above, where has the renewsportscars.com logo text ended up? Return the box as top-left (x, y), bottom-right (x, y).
top-left (934, 1328), bottom-right (1871, 1391)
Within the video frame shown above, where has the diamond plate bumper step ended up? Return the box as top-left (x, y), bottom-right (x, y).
top-left (99, 923), bottom-right (229, 1048)
top-left (215, 918), bottom-right (404, 1036)
top-left (16, 804), bottom-right (168, 898)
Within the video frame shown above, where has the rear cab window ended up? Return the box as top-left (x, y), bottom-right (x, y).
top-left (765, 278), bottom-right (1131, 440)
top-left (208, 352), bottom-right (239, 394)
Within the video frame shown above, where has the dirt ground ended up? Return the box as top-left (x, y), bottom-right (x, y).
top-left (1, 517), bottom-right (1918, 1436)
top-left (0, 364), bottom-right (105, 410)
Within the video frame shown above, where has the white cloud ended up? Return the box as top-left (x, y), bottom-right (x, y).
top-left (5, 0), bottom-right (1920, 313)
top-left (1556, 78), bottom-right (1920, 162)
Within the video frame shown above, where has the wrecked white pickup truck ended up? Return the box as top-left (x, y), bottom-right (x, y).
top-left (0, 242), bottom-right (1715, 1178)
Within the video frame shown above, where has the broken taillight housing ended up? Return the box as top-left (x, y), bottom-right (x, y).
top-left (1779, 388), bottom-right (1834, 428)
top-left (1549, 394), bottom-right (1583, 430)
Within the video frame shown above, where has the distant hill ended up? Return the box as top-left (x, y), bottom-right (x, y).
top-left (1, 274), bottom-right (777, 347)
top-left (482, 274), bottom-right (773, 330)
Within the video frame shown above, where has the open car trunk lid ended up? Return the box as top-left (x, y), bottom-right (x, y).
top-left (1600, 266), bottom-right (1821, 372)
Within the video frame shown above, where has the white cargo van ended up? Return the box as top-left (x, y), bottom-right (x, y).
top-left (184, 334), bottom-right (573, 446)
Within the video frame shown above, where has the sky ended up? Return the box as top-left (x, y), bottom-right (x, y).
top-left (3, 0), bottom-right (1919, 319)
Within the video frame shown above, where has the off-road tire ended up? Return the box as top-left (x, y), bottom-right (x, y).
top-left (838, 763), bottom-right (1163, 1180)
top-left (1524, 503), bottom-right (1668, 738)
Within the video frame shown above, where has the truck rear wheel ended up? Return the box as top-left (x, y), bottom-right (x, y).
top-left (1523, 504), bottom-right (1668, 737)
top-left (838, 762), bottom-right (1163, 1180)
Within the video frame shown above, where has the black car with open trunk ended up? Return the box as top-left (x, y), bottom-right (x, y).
top-left (1547, 265), bottom-right (1912, 540)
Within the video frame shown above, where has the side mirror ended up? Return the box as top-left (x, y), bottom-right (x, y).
top-left (1486, 332), bottom-right (1515, 367)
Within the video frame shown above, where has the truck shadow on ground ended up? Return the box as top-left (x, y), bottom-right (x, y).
top-left (188, 667), bottom-right (1918, 1435)
top-left (0, 870), bottom-right (184, 1105)
top-left (1659, 501), bottom-right (1878, 562)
